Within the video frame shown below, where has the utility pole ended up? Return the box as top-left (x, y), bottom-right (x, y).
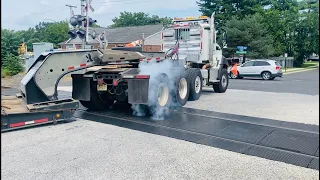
top-left (81, 0), bottom-right (85, 49)
top-left (65, 4), bottom-right (77, 17)
top-left (85, 0), bottom-right (89, 44)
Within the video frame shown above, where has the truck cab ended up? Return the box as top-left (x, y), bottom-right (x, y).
top-left (160, 14), bottom-right (228, 90)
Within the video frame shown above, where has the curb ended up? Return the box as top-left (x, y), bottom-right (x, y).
top-left (283, 66), bottom-right (318, 74)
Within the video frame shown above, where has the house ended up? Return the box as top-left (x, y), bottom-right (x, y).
top-left (58, 24), bottom-right (164, 52)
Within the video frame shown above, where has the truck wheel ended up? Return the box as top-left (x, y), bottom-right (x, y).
top-left (173, 72), bottom-right (190, 106)
top-left (79, 80), bottom-right (114, 110)
top-left (148, 73), bottom-right (171, 115)
top-left (187, 68), bottom-right (203, 101)
top-left (213, 69), bottom-right (229, 93)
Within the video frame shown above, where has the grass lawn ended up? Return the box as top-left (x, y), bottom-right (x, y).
top-left (301, 61), bottom-right (319, 68)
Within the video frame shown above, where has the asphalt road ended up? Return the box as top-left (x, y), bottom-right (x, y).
top-left (1, 68), bottom-right (319, 180)
top-left (228, 68), bottom-right (319, 95)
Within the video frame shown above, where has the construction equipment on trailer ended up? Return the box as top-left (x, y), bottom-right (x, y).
top-left (1, 12), bottom-right (228, 131)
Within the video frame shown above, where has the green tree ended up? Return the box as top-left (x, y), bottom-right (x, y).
top-left (197, 0), bottom-right (267, 30)
top-left (222, 14), bottom-right (274, 58)
top-left (1, 29), bottom-right (21, 58)
top-left (43, 21), bottom-right (69, 48)
top-left (2, 53), bottom-right (23, 76)
top-left (110, 11), bottom-right (172, 27)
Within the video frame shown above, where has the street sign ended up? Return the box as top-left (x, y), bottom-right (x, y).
top-left (284, 53), bottom-right (288, 57)
top-left (236, 46), bottom-right (248, 54)
top-left (236, 51), bottom-right (247, 54)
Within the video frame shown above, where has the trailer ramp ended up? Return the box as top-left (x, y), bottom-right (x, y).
top-left (1, 95), bottom-right (79, 132)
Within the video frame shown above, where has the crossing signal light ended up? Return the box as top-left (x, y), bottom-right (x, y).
top-left (69, 15), bottom-right (86, 27)
top-left (68, 30), bottom-right (77, 39)
top-left (84, 18), bottom-right (97, 27)
top-left (77, 29), bottom-right (86, 39)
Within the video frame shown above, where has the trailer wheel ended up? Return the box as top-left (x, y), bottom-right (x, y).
top-left (148, 73), bottom-right (171, 116)
top-left (173, 72), bottom-right (190, 106)
top-left (79, 80), bottom-right (114, 110)
top-left (187, 68), bottom-right (203, 101)
top-left (213, 68), bottom-right (229, 93)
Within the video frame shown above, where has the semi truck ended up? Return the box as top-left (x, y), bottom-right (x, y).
top-left (1, 12), bottom-right (229, 131)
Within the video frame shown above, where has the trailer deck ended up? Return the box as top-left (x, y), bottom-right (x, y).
top-left (1, 88), bottom-right (79, 132)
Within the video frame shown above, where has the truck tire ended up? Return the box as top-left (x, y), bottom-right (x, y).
top-left (148, 73), bottom-right (171, 116)
top-left (213, 69), bottom-right (229, 93)
top-left (187, 68), bottom-right (203, 101)
top-left (173, 72), bottom-right (190, 106)
top-left (79, 80), bottom-right (114, 110)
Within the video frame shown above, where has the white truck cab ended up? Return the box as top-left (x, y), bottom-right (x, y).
top-left (160, 13), bottom-right (229, 91)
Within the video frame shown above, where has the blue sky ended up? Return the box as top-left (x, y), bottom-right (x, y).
top-left (2, 0), bottom-right (201, 30)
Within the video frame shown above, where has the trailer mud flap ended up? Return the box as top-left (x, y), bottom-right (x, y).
top-left (71, 74), bottom-right (91, 101)
top-left (127, 77), bottom-right (149, 104)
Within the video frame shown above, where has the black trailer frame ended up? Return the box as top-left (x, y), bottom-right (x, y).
top-left (1, 97), bottom-right (79, 132)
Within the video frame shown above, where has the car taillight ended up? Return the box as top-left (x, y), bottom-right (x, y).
top-left (276, 66), bottom-right (280, 70)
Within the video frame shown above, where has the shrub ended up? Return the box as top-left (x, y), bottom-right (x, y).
top-left (2, 53), bottom-right (23, 76)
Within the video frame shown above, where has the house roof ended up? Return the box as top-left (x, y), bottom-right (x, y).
top-left (61, 24), bottom-right (164, 45)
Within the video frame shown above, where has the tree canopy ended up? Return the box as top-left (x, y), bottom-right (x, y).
top-left (198, 0), bottom-right (319, 66)
top-left (109, 11), bottom-right (172, 27)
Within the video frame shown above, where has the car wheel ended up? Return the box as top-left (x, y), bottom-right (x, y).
top-left (261, 71), bottom-right (271, 80)
top-left (230, 71), bottom-right (238, 79)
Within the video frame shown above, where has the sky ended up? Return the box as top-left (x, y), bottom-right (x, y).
top-left (2, 0), bottom-right (201, 30)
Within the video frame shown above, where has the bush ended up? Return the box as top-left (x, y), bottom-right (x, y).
top-left (2, 53), bottom-right (23, 76)
top-left (1, 68), bottom-right (10, 78)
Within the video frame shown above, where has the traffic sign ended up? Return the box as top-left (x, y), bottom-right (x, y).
top-left (236, 51), bottom-right (247, 54)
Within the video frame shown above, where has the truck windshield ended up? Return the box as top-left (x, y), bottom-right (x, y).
top-left (174, 29), bottom-right (190, 41)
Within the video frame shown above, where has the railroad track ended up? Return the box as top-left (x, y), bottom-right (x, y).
top-left (74, 107), bottom-right (319, 171)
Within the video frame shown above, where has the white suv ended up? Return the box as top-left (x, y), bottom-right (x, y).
top-left (230, 60), bottom-right (283, 80)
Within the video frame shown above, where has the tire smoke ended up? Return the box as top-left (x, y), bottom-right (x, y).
top-left (131, 59), bottom-right (184, 120)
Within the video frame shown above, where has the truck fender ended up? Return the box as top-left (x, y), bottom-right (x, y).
top-left (217, 56), bottom-right (228, 80)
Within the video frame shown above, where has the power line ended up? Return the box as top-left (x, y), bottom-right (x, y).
top-left (3, 5), bottom-right (66, 23)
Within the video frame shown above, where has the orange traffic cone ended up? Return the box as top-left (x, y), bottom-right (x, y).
top-left (230, 64), bottom-right (238, 75)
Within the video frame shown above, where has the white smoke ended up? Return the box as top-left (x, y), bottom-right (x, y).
top-left (131, 59), bottom-right (184, 120)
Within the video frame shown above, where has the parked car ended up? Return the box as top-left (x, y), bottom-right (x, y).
top-left (230, 60), bottom-right (283, 80)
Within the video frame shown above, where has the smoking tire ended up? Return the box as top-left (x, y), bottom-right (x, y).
top-left (148, 73), bottom-right (171, 114)
top-left (173, 71), bottom-right (190, 106)
top-left (187, 68), bottom-right (203, 101)
top-left (79, 80), bottom-right (114, 110)
top-left (213, 68), bottom-right (229, 93)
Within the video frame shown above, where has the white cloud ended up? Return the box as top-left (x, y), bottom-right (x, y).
top-left (40, 0), bottom-right (49, 6)
top-left (93, 0), bottom-right (112, 15)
